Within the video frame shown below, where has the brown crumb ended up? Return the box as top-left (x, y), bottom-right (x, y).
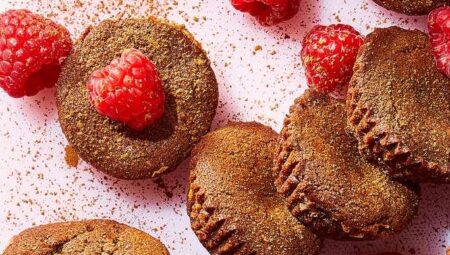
top-left (64, 145), bottom-right (79, 168)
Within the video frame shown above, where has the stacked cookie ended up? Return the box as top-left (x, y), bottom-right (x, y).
top-left (348, 27), bottom-right (449, 183)
top-left (187, 26), bottom-right (448, 254)
top-left (188, 122), bottom-right (321, 255)
top-left (274, 90), bottom-right (419, 240)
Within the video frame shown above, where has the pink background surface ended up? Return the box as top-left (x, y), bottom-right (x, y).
top-left (0, 1), bottom-right (448, 254)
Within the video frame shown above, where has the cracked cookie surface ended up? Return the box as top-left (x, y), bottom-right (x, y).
top-left (3, 219), bottom-right (169, 255)
top-left (57, 17), bottom-right (218, 180)
top-left (348, 27), bottom-right (450, 183)
top-left (373, 0), bottom-right (449, 15)
top-left (187, 122), bottom-right (321, 255)
top-left (274, 90), bottom-right (420, 240)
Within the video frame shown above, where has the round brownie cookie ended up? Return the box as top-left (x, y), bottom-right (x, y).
top-left (56, 17), bottom-right (218, 179)
top-left (3, 220), bottom-right (169, 255)
top-left (274, 90), bottom-right (419, 240)
top-left (373, 0), bottom-right (449, 15)
top-left (188, 122), bottom-right (321, 255)
top-left (348, 27), bottom-right (449, 183)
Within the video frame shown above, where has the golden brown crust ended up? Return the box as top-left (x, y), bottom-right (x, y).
top-left (188, 122), bottom-right (321, 255)
top-left (56, 17), bottom-right (218, 179)
top-left (3, 220), bottom-right (169, 255)
top-left (373, 0), bottom-right (449, 15)
top-left (347, 27), bottom-right (450, 183)
top-left (274, 90), bottom-right (420, 240)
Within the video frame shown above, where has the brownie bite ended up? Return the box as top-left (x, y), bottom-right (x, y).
top-left (373, 0), bottom-right (449, 15)
top-left (188, 122), bottom-right (321, 255)
top-left (348, 27), bottom-right (449, 183)
top-left (274, 90), bottom-right (419, 240)
top-left (56, 17), bottom-right (218, 179)
top-left (3, 220), bottom-right (169, 255)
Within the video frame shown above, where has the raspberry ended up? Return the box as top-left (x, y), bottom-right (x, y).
top-left (87, 49), bottom-right (165, 131)
top-left (301, 24), bottom-right (364, 97)
top-left (230, 0), bottom-right (299, 26)
top-left (0, 9), bottom-right (72, 98)
top-left (428, 6), bottom-right (450, 78)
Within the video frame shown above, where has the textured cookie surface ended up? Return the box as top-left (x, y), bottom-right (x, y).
top-left (188, 122), bottom-right (321, 255)
top-left (57, 17), bottom-right (218, 179)
top-left (348, 27), bottom-right (450, 183)
top-left (274, 90), bottom-right (419, 240)
top-left (373, 0), bottom-right (449, 15)
top-left (3, 220), bottom-right (169, 255)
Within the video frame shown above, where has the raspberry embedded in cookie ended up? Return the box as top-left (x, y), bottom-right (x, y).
top-left (230, 0), bottom-right (300, 26)
top-left (301, 24), bottom-right (364, 97)
top-left (0, 9), bottom-right (72, 98)
top-left (428, 6), bottom-right (450, 78)
top-left (87, 49), bottom-right (165, 131)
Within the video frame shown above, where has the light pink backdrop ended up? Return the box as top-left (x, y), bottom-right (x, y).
top-left (0, 1), bottom-right (448, 254)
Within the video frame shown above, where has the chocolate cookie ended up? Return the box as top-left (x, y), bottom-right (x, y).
top-left (188, 122), bottom-right (321, 255)
top-left (348, 27), bottom-right (450, 183)
top-left (274, 90), bottom-right (419, 240)
top-left (373, 0), bottom-right (449, 15)
top-left (3, 220), bottom-right (168, 255)
top-left (57, 17), bottom-right (218, 179)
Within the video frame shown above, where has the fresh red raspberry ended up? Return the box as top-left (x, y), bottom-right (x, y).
top-left (87, 49), bottom-right (165, 131)
top-left (230, 0), bottom-right (299, 26)
top-left (0, 9), bottom-right (72, 98)
top-left (301, 24), bottom-right (364, 97)
top-left (428, 6), bottom-right (450, 78)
